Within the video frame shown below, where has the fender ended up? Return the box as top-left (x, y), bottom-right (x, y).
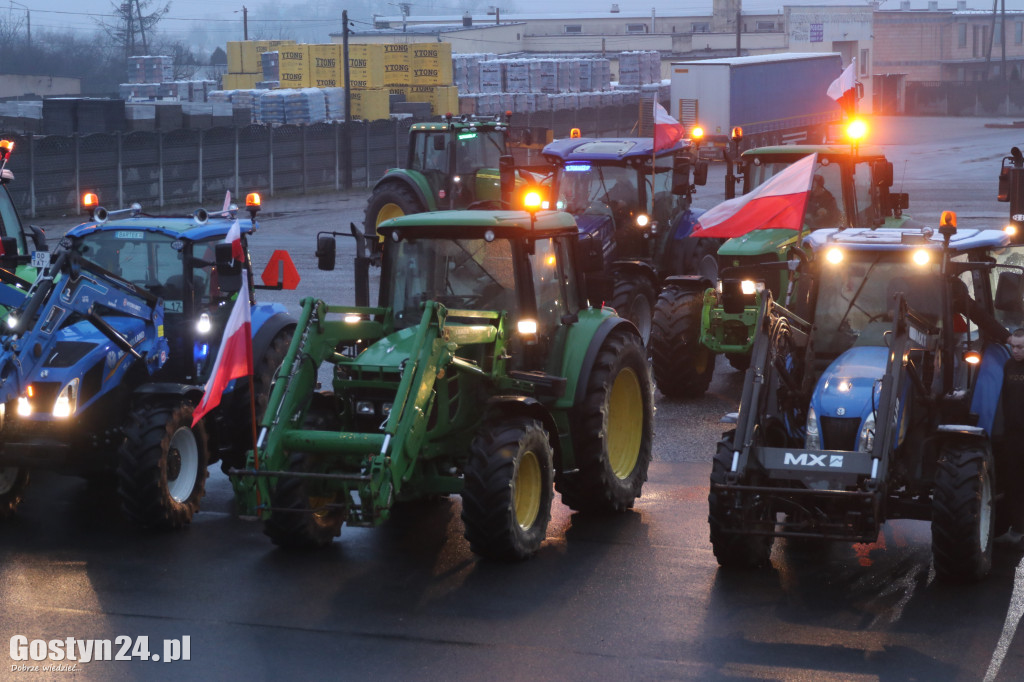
top-left (251, 304), bottom-right (297, 364)
top-left (133, 381), bottom-right (204, 402)
top-left (485, 394), bottom-right (562, 462)
top-left (969, 342), bottom-right (1010, 436)
top-left (610, 259), bottom-right (658, 291)
top-left (372, 171), bottom-right (437, 213)
top-left (662, 274), bottom-right (715, 293)
top-left (553, 309), bottom-right (635, 410)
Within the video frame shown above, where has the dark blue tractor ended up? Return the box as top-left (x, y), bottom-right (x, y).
top-left (0, 195), bottom-right (297, 528)
top-left (541, 136), bottom-right (710, 345)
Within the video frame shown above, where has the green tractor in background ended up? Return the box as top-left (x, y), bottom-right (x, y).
top-left (651, 136), bottom-right (919, 398)
top-left (364, 114), bottom-right (531, 242)
top-left (231, 207), bottom-right (654, 561)
top-left (0, 139), bottom-right (47, 317)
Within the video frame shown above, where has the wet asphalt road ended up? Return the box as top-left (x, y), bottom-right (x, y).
top-left (6, 116), bottom-right (1024, 681)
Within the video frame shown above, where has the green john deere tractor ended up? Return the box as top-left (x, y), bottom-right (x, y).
top-left (231, 208), bottom-right (654, 561)
top-left (651, 141), bottom-right (920, 398)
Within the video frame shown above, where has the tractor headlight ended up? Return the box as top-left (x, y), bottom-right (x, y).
top-left (356, 400), bottom-right (375, 415)
top-left (805, 406), bottom-right (820, 449)
top-left (16, 396), bottom-right (31, 417)
top-left (635, 213), bottom-right (650, 228)
top-left (196, 313), bottom-right (212, 334)
top-left (825, 247), bottom-right (844, 264)
top-left (52, 378), bottom-right (79, 418)
top-left (517, 319), bottom-right (538, 335)
top-left (858, 411), bottom-right (876, 453)
top-left (6, 313), bottom-right (17, 330)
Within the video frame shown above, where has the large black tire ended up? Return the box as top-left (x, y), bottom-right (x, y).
top-left (651, 284), bottom-right (715, 399)
top-left (0, 467), bottom-right (29, 520)
top-left (558, 328), bottom-right (654, 513)
top-left (708, 431), bottom-right (774, 568)
top-left (117, 402), bottom-right (209, 529)
top-left (220, 326), bottom-right (294, 474)
top-left (364, 183), bottom-right (424, 238)
top-left (462, 417), bottom-right (554, 561)
top-left (931, 441), bottom-right (995, 583)
top-left (264, 451), bottom-right (346, 549)
top-left (608, 273), bottom-right (656, 345)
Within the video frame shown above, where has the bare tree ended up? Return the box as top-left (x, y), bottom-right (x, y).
top-left (95, 0), bottom-right (171, 61)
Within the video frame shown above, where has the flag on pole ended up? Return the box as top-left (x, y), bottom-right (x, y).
top-left (653, 101), bottom-right (685, 152)
top-left (691, 154), bottom-right (818, 239)
top-left (192, 277), bottom-right (253, 426)
top-left (224, 218), bottom-right (244, 262)
top-left (827, 59), bottom-right (858, 115)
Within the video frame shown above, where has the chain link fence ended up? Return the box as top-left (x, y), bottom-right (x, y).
top-left (2, 103), bottom-right (642, 218)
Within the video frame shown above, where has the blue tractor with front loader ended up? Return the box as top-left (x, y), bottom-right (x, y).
top-left (708, 215), bottom-right (1024, 582)
top-left (0, 194), bottom-right (297, 527)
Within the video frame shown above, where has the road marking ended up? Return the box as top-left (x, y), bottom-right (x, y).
top-left (983, 556), bottom-right (1024, 682)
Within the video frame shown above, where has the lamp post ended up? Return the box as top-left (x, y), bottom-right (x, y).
top-left (5, 0), bottom-right (29, 49)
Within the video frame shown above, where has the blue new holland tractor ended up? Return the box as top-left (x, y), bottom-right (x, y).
top-left (709, 214), bottom-right (1024, 582)
top-left (0, 194), bottom-right (296, 528)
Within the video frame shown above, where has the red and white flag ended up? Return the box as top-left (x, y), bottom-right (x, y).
top-left (827, 59), bottom-right (858, 114)
top-left (192, 277), bottom-right (252, 426)
top-left (691, 153), bottom-right (817, 239)
top-left (653, 101), bottom-right (685, 152)
top-left (224, 218), bottom-right (244, 262)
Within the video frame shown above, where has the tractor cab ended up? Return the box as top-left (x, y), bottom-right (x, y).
top-left (0, 140), bottom-right (47, 313)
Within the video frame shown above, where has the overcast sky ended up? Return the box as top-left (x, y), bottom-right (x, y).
top-left (14, 0), bottom-right (1024, 52)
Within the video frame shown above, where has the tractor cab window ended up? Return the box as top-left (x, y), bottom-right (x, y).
top-left (0, 186), bottom-right (25, 254)
top-left (647, 157), bottom-right (683, 227)
top-left (454, 130), bottom-right (505, 175)
top-left (804, 163), bottom-right (844, 229)
top-left (990, 245), bottom-right (1024, 331)
top-left (529, 238), bottom-right (572, 336)
top-left (556, 163), bottom-right (636, 225)
top-left (411, 132), bottom-right (450, 175)
top-left (852, 161), bottom-right (880, 226)
top-left (388, 237), bottom-right (516, 329)
top-left (813, 256), bottom-right (941, 357)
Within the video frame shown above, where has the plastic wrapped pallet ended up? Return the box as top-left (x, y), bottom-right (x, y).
top-left (261, 51), bottom-right (280, 81)
top-left (283, 87), bottom-right (326, 124)
top-left (503, 60), bottom-right (530, 93)
top-left (348, 44), bottom-right (385, 89)
top-left (479, 61), bottom-right (504, 93)
top-left (411, 43), bottom-right (453, 86)
top-left (279, 45), bottom-right (310, 88)
top-left (257, 89), bottom-right (287, 125)
top-left (383, 43), bottom-right (411, 86)
top-left (453, 54), bottom-right (481, 93)
top-left (322, 87), bottom-right (345, 121)
top-left (458, 94), bottom-right (477, 115)
top-left (309, 44), bottom-right (342, 88)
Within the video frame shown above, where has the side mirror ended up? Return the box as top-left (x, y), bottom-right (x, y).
top-left (316, 234), bottom-right (337, 271)
top-left (499, 155), bottom-right (516, 206)
top-left (671, 155), bottom-right (691, 195)
top-left (886, 192), bottom-right (909, 211)
top-left (999, 166), bottom-right (1011, 202)
top-left (873, 160), bottom-right (894, 188)
top-left (995, 271), bottom-right (1024, 312)
top-left (692, 160), bottom-right (708, 187)
top-left (28, 225), bottom-right (47, 252)
top-left (214, 242), bottom-right (243, 293)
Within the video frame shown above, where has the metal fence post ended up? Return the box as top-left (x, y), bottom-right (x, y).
top-left (234, 126), bottom-right (240, 200)
top-left (198, 129), bottom-right (204, 206)
top-left (27, 133), bottom-right (35, 218)
top-left (117, 131), bottom-right (124, 208)
top-left (395, 119), bottom-right (400, 167)
top-left (366, 123), bottom-right (371, 188)
top-left (334, 123), bottom-right (340, 192)
top-left (301, 125), bottom-right (307, 196)
top-left (74, 134), bottom-right (80, 216)
top-left (269, 125), bottom-right (275, 197)
top-left (158, 132), bottom-right (164, 208)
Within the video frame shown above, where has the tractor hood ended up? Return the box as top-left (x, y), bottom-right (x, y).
top-left (356, 327), bottom-right (419, 370)
top-left (718, 228), bottom-right (800, 259)
top-left (809, 345), bottom-right (905, 452)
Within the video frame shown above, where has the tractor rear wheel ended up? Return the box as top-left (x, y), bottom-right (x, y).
top-left (462, 417), bottom-right (554, 561)
top-left (651, 283), bottom-right (715, 398)
top-left (118, 402), bottom-right (209, 529)
top-left (709, 431), bottom-right (774, 568)
top-left (364, 183), bottom-right (424, 237)
top-left (264, 450), bottom-right (346, 549)
top-left (932, 441), bottom-right (994, 582)
top-left (558, 328), bottom-right (653, 512)
top-left (0, 467), bottom-right (29, 520)
top-left (609, 273), bottom-right (655, 345)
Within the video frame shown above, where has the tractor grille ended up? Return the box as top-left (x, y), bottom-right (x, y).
top-left (820, 416), bottom-right (861, 452)
top-left (26, 382), bottom-right (61, 412)
top-left (719, 253), bottom-right (784, 299)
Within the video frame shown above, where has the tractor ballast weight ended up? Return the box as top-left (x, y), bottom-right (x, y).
top-left (708, 222), bottom-right (1020, 582)
top-left (0, 196), bottom-right (298, 527)
top-left (232, 209), bottom-right (655, 561)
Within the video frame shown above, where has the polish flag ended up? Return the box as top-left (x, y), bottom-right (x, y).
top-left (225, 218), bottom-right (244, 262)
top-left (192, 277), bottom-right (252, 426)
top-left (827, 59), bottom-right (858, 115)
top-left (691, 153), bottom-right (817, 238)
top-left (653, 101), bottom-right (685, 152)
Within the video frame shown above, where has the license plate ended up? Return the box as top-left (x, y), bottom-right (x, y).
top-left (30, 251), bottom-right (50, 269)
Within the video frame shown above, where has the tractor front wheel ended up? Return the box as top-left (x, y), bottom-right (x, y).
top-left (932, 441), bottom-right (995, 582)
top-left (0, 467), bottom-right (29, 520)
top-left (651, 284), bottom-right (716, 398)
top-left (609, 273), bottom-right (656, 345)
top-left (462, 417), bottom-right (554, 561)
top-left (118, 402), bottom-right (209, 529)
top-left (264, 451), bottom-right (345, 549)
top-left (558, 328), bottom-right (653, 513)
top-left (364, 183), bottom-right (425, 237)
top-left (709, 431), bottom-right (774, 568)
